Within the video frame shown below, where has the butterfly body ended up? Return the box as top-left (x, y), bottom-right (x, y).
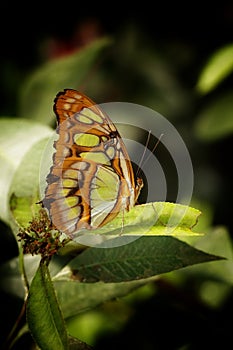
top-left (43, 89), bottom-right (143, 237)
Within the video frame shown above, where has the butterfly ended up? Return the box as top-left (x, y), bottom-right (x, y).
top-left (42, 89), bottom-right (143, 237)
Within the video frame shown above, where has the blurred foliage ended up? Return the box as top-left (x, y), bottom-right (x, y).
top-left (196, 44), bottom-right (233, 94)
top-left (1, 6), bottom-right (233, 349)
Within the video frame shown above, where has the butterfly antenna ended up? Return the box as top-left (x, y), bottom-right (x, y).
top-left (136, 130), bottom-right (151, 178)
top-left (136, 132), bottom-right (164, 178)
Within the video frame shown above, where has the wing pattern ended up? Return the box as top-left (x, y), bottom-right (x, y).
top-left (42, 89), bottom-right (143, 236)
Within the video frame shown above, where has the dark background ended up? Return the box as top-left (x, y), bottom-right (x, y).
top-left (1, 2), bottom-right (233, 114)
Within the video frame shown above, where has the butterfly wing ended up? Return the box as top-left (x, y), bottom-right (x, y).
top-left (42, 89), bottom-right (141, 236)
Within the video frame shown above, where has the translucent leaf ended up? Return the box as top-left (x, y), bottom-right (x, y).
top-left (59, 202), bottom-right (203, 251)
top-left (19, 37), bottom-right (112, 124)
top-left (196, 44), bottom-right (233, 94)
top-left (106, 201), bottom-right (201, 234)
top-left (9, 136), bottom-right (52, 230)
top-left (194, 91), bottom-right (233, 141)
top-left (0, 118), bottom-right (52, 223)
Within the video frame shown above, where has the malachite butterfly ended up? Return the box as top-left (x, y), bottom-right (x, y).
top-left (42, 89), bottom-right (143, 237)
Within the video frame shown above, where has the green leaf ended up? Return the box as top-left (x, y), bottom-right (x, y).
top-left (196, 44), bottom-right (233, 94)
top-left (194, 91), bottom-right (233, 141)
top-left (56, 236), bottom-right (222, 283)
top-left (9, 136), bottom-right (52, 229)
top-left (27, 261), bottom-right (69, 350)
top-left (62, 202), bottom-right (202, 250)
top-left (19, 37), bottom-right (112, 124)
top-left (54, 277), bottom-right (158, 319)
top-left (0, 118), bottom-right (52, 223)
